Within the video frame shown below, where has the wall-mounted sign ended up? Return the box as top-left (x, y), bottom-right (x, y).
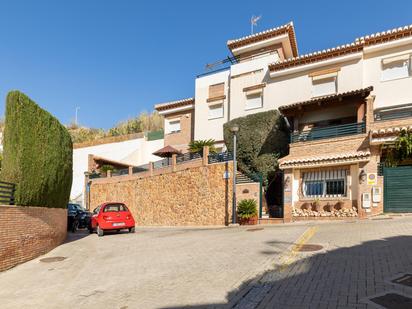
top-left (367, 173), bottom-right (377, 185)
top-left (223, 171), bottom-right (231, 179)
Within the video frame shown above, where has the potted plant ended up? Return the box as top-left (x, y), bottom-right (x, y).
top-left (312, 198), bottom-right (321, 212)
top-left (237, 199), bottom-right (258, 225)
top-left (335, 199), bottom-right (345, 210)
top-left (99, 164), bottom-right (115, 177)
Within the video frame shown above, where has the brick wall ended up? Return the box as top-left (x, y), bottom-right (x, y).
top-left (0, 206), bottom-right (67, 272)
top-left (89, 161), bottom-right (233, 226)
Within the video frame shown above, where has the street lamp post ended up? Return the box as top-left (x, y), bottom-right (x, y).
top-left (230, 124), bottom-right (239, 224)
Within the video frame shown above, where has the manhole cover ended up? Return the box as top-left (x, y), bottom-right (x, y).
top-left (370, 293), bottom-right (412, 308)
top-left (392, 274), bottom-right (412, 287)
top-left (40, 256), bottom-right (66, 263)
top-left (294, 244), bottom-right (323, 252)
top-left (246, 227), bottom-right (264, 232)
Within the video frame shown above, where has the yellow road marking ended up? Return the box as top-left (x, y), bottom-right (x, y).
top-left (279, 225), bottom-right (319, 272)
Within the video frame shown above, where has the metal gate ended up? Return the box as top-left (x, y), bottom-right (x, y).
top-left (384, 166), bottom-right (412, 213)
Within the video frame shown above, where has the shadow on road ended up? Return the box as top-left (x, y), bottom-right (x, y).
top-left (64, 229), bottom-right (90, 244)
top-left (164, 235), bottom-right (412, 308)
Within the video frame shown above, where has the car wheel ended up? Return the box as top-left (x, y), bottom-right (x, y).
top-left (129, 227), bottom-right (135, 233)
top-left (97, 226), bottom-right (104, 237)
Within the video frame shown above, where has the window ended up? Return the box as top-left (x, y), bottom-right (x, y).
top-left (381, 55), bottom-right (411, 81)
top-left (103, 203), bottom-right (128, 212)
top-left (208, 103), bottom-right (224, 119)
top-left (302, 169), bottom-right (347, 198)
top-left (312, 74), bottom-right (337, 97)
top-left (208, 83), bottom-right (225, 99)
top-left (245, 93), bottom-right (263, 110)
top-left (165, 119), bottom-right (181, 134)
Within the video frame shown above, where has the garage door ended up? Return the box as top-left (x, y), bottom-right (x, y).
top-left (384, 166), bottom-right (412, 212)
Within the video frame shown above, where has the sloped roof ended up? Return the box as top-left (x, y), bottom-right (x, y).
top-left (279, 151), bottom-right (371, 169)
top-left (227, 22), bottom-right (298, 57)
top-left (278, 87), bottom-right (373, 114)
top-left (269, 23), bottom-right (412, 72)
top-left (154, 98), bottom-right (194, 112)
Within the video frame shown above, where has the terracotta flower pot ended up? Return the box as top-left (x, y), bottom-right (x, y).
top-left (239, 216), bottom-right (258, 225)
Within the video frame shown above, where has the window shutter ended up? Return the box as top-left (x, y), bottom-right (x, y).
top-left (209, 83), bottom-right (224, 99)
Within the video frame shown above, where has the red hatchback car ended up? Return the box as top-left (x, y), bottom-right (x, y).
top-left (90, 202), bottom-right (135, 237)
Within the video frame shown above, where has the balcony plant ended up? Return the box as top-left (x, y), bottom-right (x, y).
top-left (99, 164), bottom-right (115, 176)
top-left (237, 199), bottom-right (258, 225)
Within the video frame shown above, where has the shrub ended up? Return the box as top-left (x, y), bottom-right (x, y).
top-left (1, 91), bottom-right (73, 208)
top-left (223, 110), bottom-right (289, 187)
top-left (237, 199), bottom-right (258, 219)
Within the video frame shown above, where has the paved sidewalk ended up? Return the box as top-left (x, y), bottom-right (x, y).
top-left (230, 216), bottom-right (412, 309)
top-left (0, 224), bottom-right (307, 309)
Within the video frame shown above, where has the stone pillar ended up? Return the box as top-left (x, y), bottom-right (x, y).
top-left (87, 154), bottom-right (95, 172)
top-left (107, 170), bottom-right (112, 178)
top-left (128, 166), bottom-right (133, 175)
top-left (202, 146), bottom-right (210, 166)
top-left (283, 168), bottom-right (293, 223)
top-left (149, 162), bottom-right (154, 176)
top-left (172, 154), bottom-right (177, 172)
top-left (357, 102), bottom-right (366, 123)
top-left (365, 95), bottom-right (375, 132)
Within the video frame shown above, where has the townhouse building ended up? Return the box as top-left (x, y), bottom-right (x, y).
top-left (155, 22), bottom-right (412, 219)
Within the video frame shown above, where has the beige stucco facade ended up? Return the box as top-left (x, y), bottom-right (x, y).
top-left (153, 22), bottom-right (412, 220)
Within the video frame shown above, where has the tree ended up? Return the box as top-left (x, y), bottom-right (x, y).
top-left (188, 139), bottom-right (217, 154)
top-left (223, 110), bottom-right (289, 188)
top-left (1, 91), bottom-right (73, 208)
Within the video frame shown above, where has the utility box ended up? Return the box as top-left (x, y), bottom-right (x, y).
top-left (362, 192), bottom-right (371, 208)
top-left (372, 186), bottom-right (382, 203)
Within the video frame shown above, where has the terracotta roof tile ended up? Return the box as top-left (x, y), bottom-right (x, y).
top-left (278, 87), bottom-right (373, 113)
top-left (269, 23), bottom-right (412, 72)
top-left (279, 151), bottom-right (371, 169)
top-left (371, 126), bottom-right (412, 137)
top-left (227, 22), bottom-right (298, 57)
top-left (154, 98), bottom-right (194, 111)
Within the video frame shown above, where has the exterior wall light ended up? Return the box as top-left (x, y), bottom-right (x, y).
top-left (359, 169), bottom-right (367, 184)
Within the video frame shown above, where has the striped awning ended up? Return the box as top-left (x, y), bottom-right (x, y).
top-left (303, 169), bottom-right (348, 181)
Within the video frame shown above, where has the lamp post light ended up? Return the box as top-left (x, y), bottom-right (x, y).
top-left (230, 124), bottom-right (239, 224)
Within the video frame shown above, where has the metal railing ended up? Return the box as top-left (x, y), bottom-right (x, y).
top-left (291, 122), bottom-right (366, 143)
top-left (132, 163), bottom-right (150, 174)
top-left (208, 152), bottom-right (233, 164)
top-left (0, 181), bottom-right (16, 205)
top-left (153, 158), bottom-right (171, 169)
top-left (176, 152), bottom-right (202, 165)
top-left (111, 168), bottom-right (129, 177)
top-left (374, 103), bottom-right (412, 121)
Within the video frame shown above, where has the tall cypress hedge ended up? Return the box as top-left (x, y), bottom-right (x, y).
top-left (1, 91), bottom-right (73, 208)
top-left (223, 110), bottom-right (289, 187)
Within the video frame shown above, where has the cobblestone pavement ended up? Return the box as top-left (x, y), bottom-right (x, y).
top-left (0, 224), bottom-right (307, 309)
top-left (230, 216), bottom-right (412, 309)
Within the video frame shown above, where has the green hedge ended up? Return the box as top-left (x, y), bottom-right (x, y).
top-left (223, 110), bottom-right (289, 187)
top-left (1, 91), bottom-right (73, 208)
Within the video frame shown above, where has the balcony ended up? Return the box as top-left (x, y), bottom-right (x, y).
top-left (291, 122), bottom-right (366, 143)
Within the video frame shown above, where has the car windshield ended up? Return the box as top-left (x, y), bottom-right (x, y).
top-left (103, 204), bottom-right (127, 212)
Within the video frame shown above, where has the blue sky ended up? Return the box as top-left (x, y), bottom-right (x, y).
top-left (0, 0), bottom-right (411, 129)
